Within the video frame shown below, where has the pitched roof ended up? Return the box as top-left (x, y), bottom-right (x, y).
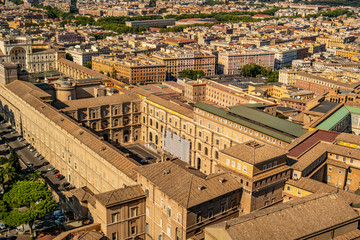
top-left (205, 193), bottom-right (360, 240)
top-left (5, 80), bottom-right (140, 180)
top-left (194, 102), bottom-right (307, 143)
top-left (95, 185), bottom-right (144, 207)
top-left (221, 141), bottom-right (287, 165)
top-left (57, 93), bottom-right (141, 111)
top-left (286, 177), bottom-right (360, 205)
top-left (334, 229), bottom-right (360, 240)
top-left (287, 129), bottom-right (339, 158)
top-left (336, 133), bottom-right (360, 146)
top-left (134, 160), bottom-right (241, 208)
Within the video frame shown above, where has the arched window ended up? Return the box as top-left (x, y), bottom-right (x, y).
top-left (215, 151), bottom-right (219, 159)
top-left (150, 119), bottom-right (153, 126)
top-left (204, 147), bottom-right (208, 156)
top-left (114, 119), bottom-right (118, 126)
top-left (91, 122), bottom-right (96, 129)
top-left (155, 135), bottom-right (158, 145)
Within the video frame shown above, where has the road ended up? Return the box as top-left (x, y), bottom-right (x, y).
top-left (0, 123), bottom-right (71, 191)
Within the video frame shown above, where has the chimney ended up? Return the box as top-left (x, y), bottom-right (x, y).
top-left (225, 221), bottom-right (230, 230)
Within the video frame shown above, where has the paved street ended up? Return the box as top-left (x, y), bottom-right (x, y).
top-left (0, 122), bottom-right (73, 239)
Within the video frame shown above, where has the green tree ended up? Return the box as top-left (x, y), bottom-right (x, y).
top-left (1, 181), bottom-right (57, 235)
top-left (84, 62), bottom-right (92, 69)
top-left (8, 149), bottom-right (21, 173)
top-left (267, 70), bottom-right (279, 83)
top-left (241, 63), bottom-right (264, 77)
top-left (178, 70), bottom-right (205, 80)
top-left (65, 53), bottom-right (73, 61)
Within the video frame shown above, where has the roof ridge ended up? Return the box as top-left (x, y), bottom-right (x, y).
top-left (186, 175), bottom-right (194, 208)
top-left (106, 190), bottom-right (116, 206)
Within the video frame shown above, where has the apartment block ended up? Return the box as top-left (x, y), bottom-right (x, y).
top-left (93, 55), bottom-right (166, 84)
top-left (218, 50), bottom-right (275, 75)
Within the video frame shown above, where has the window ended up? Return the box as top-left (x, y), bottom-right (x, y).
top-left (286, 186), bottom-right (290, 191)
top-left (199, 131), bottom-right (202, 137)
top-left (208, 207), bottom-right (214, 218)
top-left (111, 213), bottom-right (118, 223)
top-left (226, 159), bottom-right (230, 165)
top-left (232, 161), bottom-right (236, 168)
top-left (347, 179), bottom-right (351, 185)
top-left (145, 188), bottom-right (149, 197)
top-left (263, 165), bottom-right (267, 170)
top-left (215, 151), bottom-right (219, 159)
top-left (158, 235), bottom-right (162, 240)
top-left (130, 207), bottom-right (137, 218)
top-left (131, 226), bottom-right (136, 235)
top-left (328, 167), bottom-right (332, 172)
top-left (198, 143), bottom-right (201, 151)
top-left (274, 161), bottom-right (277, 166)
top-left (237, 163), bottom-right (241, 170)
top-left (112, 232), bottom-right (117, 240)
top-left (297, 190), bottom-right (301, 195)
top-left (349, 168), bottom-right (352, 174)
top-left (167, 226), bottom-right (171, 236)
top-left (268, 163), bottom-right (272, 168)
top-left (243, 166), bottom-right (247, 172)
top-left (146, 223), bottom-right (149, 234)
top-left (220, 202), bottom-right (226, 212)
top-left (196, 212), bottom-right (201, 223)
top-left (216, 139), bottom-right (219, 145)
top-left (160, 218), bottom-right (163, 227)
top-left (167, 207), bottom-right (171, 217)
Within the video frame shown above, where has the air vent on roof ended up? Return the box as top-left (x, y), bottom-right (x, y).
top-left (102, 146), bottom-right (106, 151)
top-left (60, 118), bottom-right (64, 122)
top-left (219, 178), bottom-right (227, 183)
top-left (198, 186), bottom-right (206, 190)
top-left (41, 106), bottom-right (45, 109)
top-left (163, 170), bottom-right (171, 175)
top-left (79, 131), bottom-right (84, 135)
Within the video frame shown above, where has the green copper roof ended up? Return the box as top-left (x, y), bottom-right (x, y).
top-left (316, 105), bottom-right (360, 131)
top-left (194, 102), bottom-right (307, 143)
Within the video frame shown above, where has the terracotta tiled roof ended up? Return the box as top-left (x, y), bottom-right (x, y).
top-left (221, 140), bottom-right (287, 165)
top-left (205, 193), bottom-right (360, 240)
top-left (95, 185), bottom-right (144, 207)
top-left (5, 80), bottom-right (140, 180)
top-left (134, 160), bottom-right (241, 208)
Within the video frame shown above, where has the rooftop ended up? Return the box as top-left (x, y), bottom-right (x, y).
top-left (134, 160), bottom-right (241, 209)
top-left (221, 141), bottom-right (287, 165)
top-left (205, 193), bottom-right (360, 240)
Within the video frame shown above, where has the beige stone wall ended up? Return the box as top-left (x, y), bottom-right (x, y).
top-left (0, 84), bottom-right (136, 194)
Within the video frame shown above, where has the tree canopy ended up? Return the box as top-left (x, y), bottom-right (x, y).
top-left (178, 70), bottom-right (205, 80)
top-left (0, 181), bottom-right (57, 234)
top-left (240, 63), bottom-right (279, 83)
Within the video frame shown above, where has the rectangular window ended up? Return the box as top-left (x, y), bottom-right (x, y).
top-left (232, 161), bottom-right (236, 168)
top-left (226, 159), bottom-right (230, 165)
top-left (327, 176), bottom-right (331, 182)
top-left (237, 163), bottom-right (241, 170)
top-left (347, 179), bottom-right (351, 185)
top-left (243, 166), bottom-right (247, 172)
top-left (297, 190), bottom-right (301, 195)
top-left (131, 226), bottom-right (136, 235)
top-left (167, 227), bottom-right (171, 236)
top-left (111, 213), bottom-right (118, 223)
top-left (286, 186), bottom-right (290, 191)
top-left (273, 161), bottom-right (277, 166)
top-left (112, 232), bottom-right (117, 240)
top-left (263, 165), bottom-right (267, 170)
top-left (130, 207), bottom-right (137, 218)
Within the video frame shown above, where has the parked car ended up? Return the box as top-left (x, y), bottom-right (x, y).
top-left (0, 221), bottom-right (5, 230)
top-left (41, 161), bottom-right (49, 166)
top-left (27, 145), bottom-right (31, 149)
top-left (34, 153), bottom-right (40, 158)
top-left (47, 166), bottom-right (54, 171)
top-left (145, 157), bottom-right (153, 160)
top-left (29, 148), bottom-right (35, 152)
top-left (26, 162), bottom-right (33, 168)
top-left (38, 156), bottom-right (44, 160)
top-left (17, 137), bottom-right (23, 142)
top-left (61, 182), bottom-right (70, 187)
top-left (57, 175), bottom-right (65, 180)
top-left (51, 169), bottom-right (59, 175)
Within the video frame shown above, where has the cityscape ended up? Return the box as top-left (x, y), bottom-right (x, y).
top-left (0, 0), bottom-right (359, 239)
